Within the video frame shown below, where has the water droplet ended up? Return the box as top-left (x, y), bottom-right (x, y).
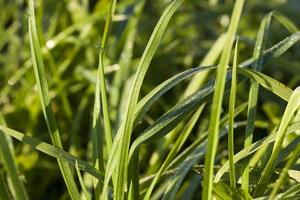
top-left (46, 40), bottom-right (55, 49)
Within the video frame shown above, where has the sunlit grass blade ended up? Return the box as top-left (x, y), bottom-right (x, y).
top-left (254, 87), bottom-right (300, 197)
top-left (228, 39), bottom-right (239, 188)
top-left (214, 121), bottom-right (300, 182)
top-left (202, 1), bottom-right (244, 199)
top-left (28, 0), bottom-right (80, 199)
top-left (0, 125), bottom-right (105, 182)
top-left (102, 1), bottom-right (184, 199)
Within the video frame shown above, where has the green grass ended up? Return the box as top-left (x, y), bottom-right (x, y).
top-left (1, 0), bottom-right (300, 199)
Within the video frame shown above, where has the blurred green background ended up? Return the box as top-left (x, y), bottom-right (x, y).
top-left (1, 0), bottom-right (300, 199)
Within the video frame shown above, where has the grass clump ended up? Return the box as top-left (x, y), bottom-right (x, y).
top-left (0, 0), bottom-right (300, 199)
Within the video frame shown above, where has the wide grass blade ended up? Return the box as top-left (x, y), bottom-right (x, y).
top-left (254, 87), bottom-right (300, 197)
top-left (28, 0), bottom-right (81, 199)
top-left (0, 125), bottom-right (104, 182)
top-left (202, 1), bottom-right (244, 198)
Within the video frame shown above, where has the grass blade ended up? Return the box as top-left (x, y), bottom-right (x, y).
top-left (0, 173), bottom-right (12, 200)
top-left (270, 141), bottom-right (300, 198)
top-left (228, 39), bottom-right (239, 188)
top-left (110, 0), bottom-right (146, 126)
top-left (272, 11), bottom-right (299, 33)
top-left (101, 66), bottom-right (216, 199)
top-left (0, 115), bottom-right (28, 200)
top-left (214, 121), bottom-right (300, 182)
top-left (92, 0), bottom-right (116, 197)
top-left (75, 161), bottom-right (91, 200)
top-left (202, 1), bottom-right (244, 199)
top-left (0, 125), bottom-right (104, 182)
top-left (28, 1), bottom-right (80, 198)
top-left (184, 34), bottom-right (226, 97)
top-left (254, 87), bottom-right (300, 197)
top-left (143, 107), bottom-right (203, 199)
top-left (168, 103), bottom-right (248, 170)
top-left (241, 12), bottom-right (271, 192)
top-left (238, 68), bottom-right (292, 101)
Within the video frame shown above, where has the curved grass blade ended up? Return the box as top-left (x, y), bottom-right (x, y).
top-left (134, 66), bottom-right (216, 125)
top-left (202, 1), bottom-right (244, 198)
top-left (28, 0), bottom-right (80, 199)
top-left (214, 121), bottom-right (300, 182)
top-left (129, 68), bottom-right (293, 163)
top-left (102, 1), bottom-right (185, 199)
top-left (0, 125), bottom-right (105, 182)
top-left (254, 87), bottom-right (300, 197)
top-left (238, 68), bottom-right (292, 101)
top-left (228, 39), bottom-right (239, 188)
